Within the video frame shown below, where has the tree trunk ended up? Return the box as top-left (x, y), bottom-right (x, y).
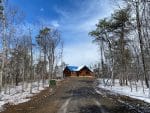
top-left (135, 1), bottom-right (149, 88)
top-left (30, 30), bottom-right (33, 94)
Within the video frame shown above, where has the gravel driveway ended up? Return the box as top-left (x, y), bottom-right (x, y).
top-left (1, 77), bottom-right (143, 113)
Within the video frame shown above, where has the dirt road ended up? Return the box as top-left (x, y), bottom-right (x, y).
top-left (1, 77), bottom-right (144, 113)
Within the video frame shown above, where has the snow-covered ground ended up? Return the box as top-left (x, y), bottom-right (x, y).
top-left (97, 79), bottom-right (150, 103)
top-left (0, 80), bottom-right (50, 111)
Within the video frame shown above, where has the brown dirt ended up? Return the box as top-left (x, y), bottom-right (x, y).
top-left (1, 80), bottom-right (65, 113)
top-left (1, 77), bottom-right (149, 113)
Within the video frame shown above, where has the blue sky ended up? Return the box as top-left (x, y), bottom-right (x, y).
top-left (10, 0), bottom-right (117, 66)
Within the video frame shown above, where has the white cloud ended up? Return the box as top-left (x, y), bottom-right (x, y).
top-left (40, 8), bottom-right (44, 12)
top-left (63, 40), bottom-right (99, 66)
top-left (76, 18), bottom-right (99, 32)
top-left (36, 18), bottom-right (60, 29)
top-left (51, 20), bottom-right (60, 28)
top-left (57, 0), bottom-right (115, 34)
top-left (54, 0), bottom-right (118, 66)
top-left (54, 6), bottom-right (70, 19)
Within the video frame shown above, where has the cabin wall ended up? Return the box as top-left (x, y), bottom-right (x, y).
top-left (71, 72), bottom-right (77, 76)
top-left (64, 69), bottom-right (77, 77)
top-left (78, 69), bottom-right (93, 76)
top-left (63, 69), bottom-right (71, 77)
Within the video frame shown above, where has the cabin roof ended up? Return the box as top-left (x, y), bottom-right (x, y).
top-left (66, 66), bottom-right (78, 71)
top-left (65, 65), bottom-right (92, 72)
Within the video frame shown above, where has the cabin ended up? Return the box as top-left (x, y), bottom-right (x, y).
top-left (63, 65), bottom-right (94, 77)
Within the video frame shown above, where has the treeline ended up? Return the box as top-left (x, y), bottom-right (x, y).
top-left (0, 0), bottom-right (64, 94)
top-left (90, 0), bottom-right (150, 89)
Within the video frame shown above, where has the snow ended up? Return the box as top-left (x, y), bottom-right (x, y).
top-left (0, 80), bottom-right (50, 111)
top-left (97, 79), bottom-right (150, 103)
top-left (76, 65), bottom-right (85, 71)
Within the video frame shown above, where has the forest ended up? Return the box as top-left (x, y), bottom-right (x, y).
top-left (90, 0), bottom-right (150, 92)
top-left (0, 0), bottom-right (64, 94)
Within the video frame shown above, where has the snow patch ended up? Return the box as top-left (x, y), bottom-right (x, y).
top-left (0, 80), bottom-right (50, 111)
top-left (97, 79), bottom-right (150, 103)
